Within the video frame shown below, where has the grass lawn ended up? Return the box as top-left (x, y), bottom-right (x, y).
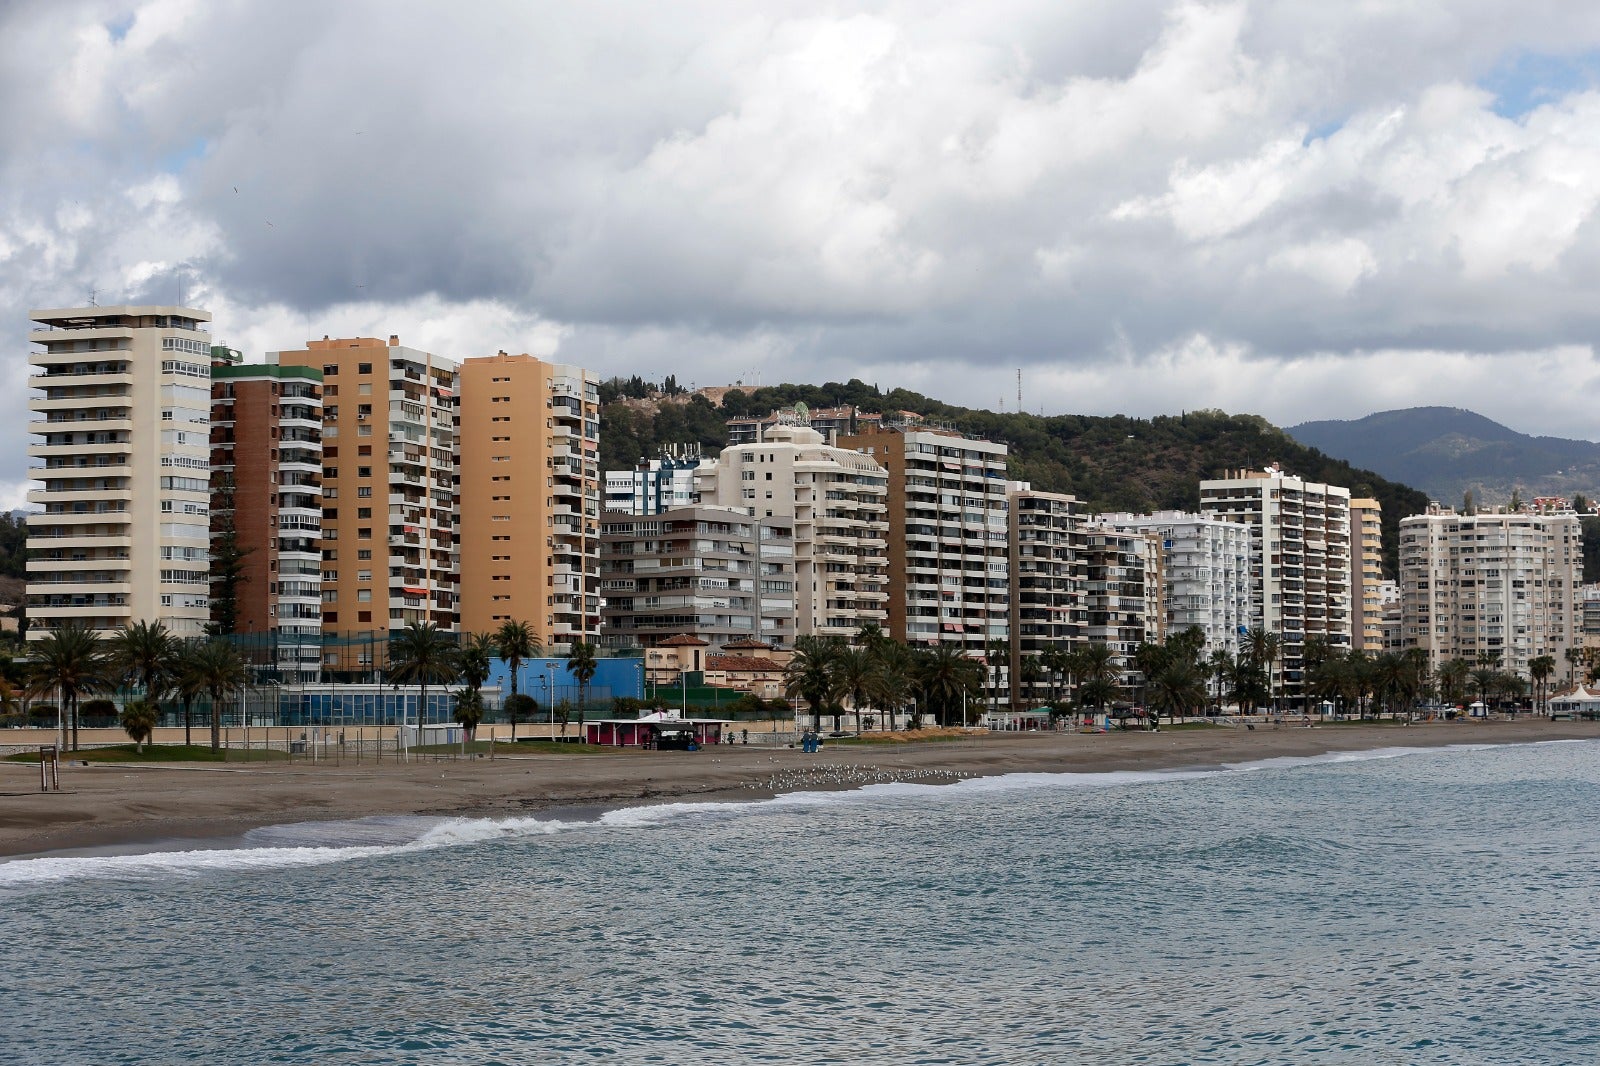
top-left (4, 744), bottom-right (292, 764)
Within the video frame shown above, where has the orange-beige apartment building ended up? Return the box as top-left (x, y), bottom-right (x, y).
top-left (457, 352), bottom-right (600, 650)
top-left (275, 336), bottom-right (459, 645)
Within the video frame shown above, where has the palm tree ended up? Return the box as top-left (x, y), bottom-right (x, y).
top-left (917, 644), bottom-right (984, 726)
top-left (1041, 644), bottom-right (1076, 707)
top-left (172, 639), bottom-right (209, 747)
top-left (1074, 642), bottom-right (1121, 721)
top-left (120, 699), bottom-right (159, 753)
top-left (1529, 655), bottom-right (1556, 716)
top-left (108, 620), bottom-right (178, 726)
top-left (1565, 646), bottom-right (1586, 692)
top-left (784, 636), bottom-right (840, 731)
top-left (190, 638), bottom-right (249, 753)
top-left (867, 640), bottom-right (916, 730)
top-left (387, 622), bottom-right (460, 744)
top-left (1148, 660), bottom-right (1205, 724)
top-left (28, 621), bottom-right (108, 751)
top-left (455, 633), bottom-right (496, 741)
top-left (1437, 657), bottom-right (1471, 709)
top-left (453, 687), bottom-right (486, 742)
top-left (495, 620), bottom-right (541, 742)
top-left (566, 640), bottom-right (599, 737)
top-left (1243, 628), bottom-right (1281, 713)
top-left (831, 645), bottom-right (877, 733)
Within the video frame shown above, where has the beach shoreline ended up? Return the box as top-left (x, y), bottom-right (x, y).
top-left (2, 719), bottom-right (1595, 860)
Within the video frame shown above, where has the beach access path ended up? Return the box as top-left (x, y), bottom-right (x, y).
top-left (2, 719), bottom-right (1595, 858)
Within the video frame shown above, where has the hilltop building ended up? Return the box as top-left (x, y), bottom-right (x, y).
top-left (457, 353), bottom-right (601, 647)
top-left (26, 304), bottom-right (214, 637)
top-left (727, 404), bottom-right (881, 446)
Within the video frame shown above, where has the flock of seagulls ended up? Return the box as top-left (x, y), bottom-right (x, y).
top-left (756, 762), bottom-right (970, 793)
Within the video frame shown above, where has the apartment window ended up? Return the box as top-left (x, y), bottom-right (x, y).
top-left (357, 549), bottom-right (372, 560)
top-left (358, 527), bottom-right (372, 539)
top-left (358, 363), bottom-right (372, 374)
top-left (322, 365), bottom-right (338, 376)
top-left (358, 467), bottom-right (372, 478)
top-left (357, 486), bottom-right (372, 498)
top-left (357, 508), bottom-right (372, 519)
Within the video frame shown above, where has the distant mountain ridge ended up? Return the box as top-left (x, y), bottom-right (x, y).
top-left (1287, 407), bottom-right (1600, 506)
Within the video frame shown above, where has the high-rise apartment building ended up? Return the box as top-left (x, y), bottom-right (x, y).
top-left (837, 425), bottom-right (1010, 657)
top-left (1099, 511), bottom-right (1253, 660)
top-left (276, 336), bottom-right (459, 640)
top-left (696, 423), bottom-right (889, 639)
top-left (208, 350), bottom-right (323, 680)
top-left (1399, 503), bottom-right (1580, 680)
top-left (1006, 484), bottom-right (1082, 706)
top-left (598, 506), bottom-right (796, 651)
top-left (457, 353), bottom-right (600, 646)
top-left (1349, 498), bottom-right (1385, 650)
top-left (1081, 520), bottom-right (1164, 655)
top-left (26, 305), bottom-right (213, 637)
top-left (1200, 464), bottom-right (1353, 707)
top-left (603, 445), bottom-right (704, 515)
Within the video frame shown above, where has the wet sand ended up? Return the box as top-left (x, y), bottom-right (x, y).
top-left (2, 719), bottom-right (1595, 858)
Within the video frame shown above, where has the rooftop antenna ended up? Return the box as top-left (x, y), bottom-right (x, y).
top-left (87, 287), bottom-right (98, 307)
top-left (1017, 368), bottom-right (1022, 413)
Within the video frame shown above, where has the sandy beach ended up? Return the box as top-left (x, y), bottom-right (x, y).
top-left (2, 719), bottom-right (1595, 858)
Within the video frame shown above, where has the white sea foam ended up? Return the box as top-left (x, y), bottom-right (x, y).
top-left (3, 739), bottom-right (1591, 888)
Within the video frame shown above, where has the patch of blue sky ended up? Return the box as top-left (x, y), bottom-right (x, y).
top-left (158, 136), bottom-right (211, 174)
top-left (1301, 118), bottom-right (1344, 147)
top-left (1482, 49), bottom-right (1600, 119)
top-left (105, 12), bottom-right (135, 43)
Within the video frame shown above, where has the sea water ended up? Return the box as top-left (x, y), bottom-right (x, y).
top-left (3, 741), bottom-right (1599, 1065)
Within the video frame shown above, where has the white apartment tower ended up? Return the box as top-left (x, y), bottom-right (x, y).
top-left (696, 423), bottom-right (889, 639)
top-left (1099, 511), bottom-right (1255, 660)
top-left (27, 305), bottom-right (214, 637)
top-left (1398, 503), bottom-right (1580, 680)
top-left (1200, 465), bottom-right (1354, 707)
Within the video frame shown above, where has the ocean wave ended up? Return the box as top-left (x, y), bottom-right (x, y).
top-left (2, 739), bottom-right (1589, 888)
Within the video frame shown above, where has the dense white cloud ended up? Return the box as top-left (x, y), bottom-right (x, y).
top-left (5, 0), bottom-right (1600, 492)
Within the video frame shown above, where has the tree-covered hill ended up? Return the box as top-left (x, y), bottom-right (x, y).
top-left (598, 378), bottom-right (1431, 577)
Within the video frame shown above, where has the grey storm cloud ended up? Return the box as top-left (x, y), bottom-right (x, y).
top-left (6, 0), bottom-right (1600, 506)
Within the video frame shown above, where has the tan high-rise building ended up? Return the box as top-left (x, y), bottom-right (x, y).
top-left (276, 336), bottom-right (459, 640)
top-left (1349, 498), bottom-right (1385, 651)
top-left (836, 424), bottom-right (1010, 656)
top-left (457, 353), bottom-right (600, 648)
top-left (26, 305), bottom-right (214, 637)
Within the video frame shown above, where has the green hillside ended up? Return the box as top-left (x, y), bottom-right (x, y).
top-left (598, 379), bottom-right (1431, 578)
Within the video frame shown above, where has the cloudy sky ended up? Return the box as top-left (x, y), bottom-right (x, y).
top-left (6, 0), bottom-right (1600, 506)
